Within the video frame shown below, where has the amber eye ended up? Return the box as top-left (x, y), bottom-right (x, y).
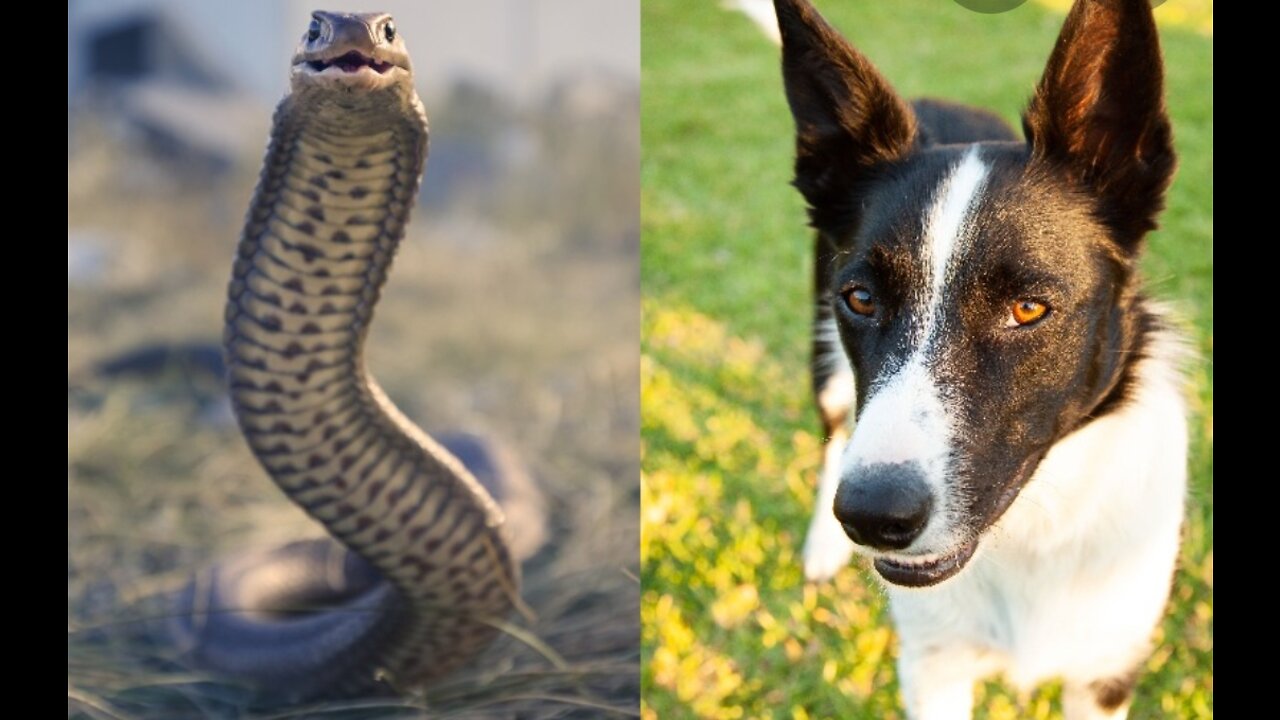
top-left (843, 286), bottom-right (876, 316)
top-left (1008, 299), bottom-right (1049, 327)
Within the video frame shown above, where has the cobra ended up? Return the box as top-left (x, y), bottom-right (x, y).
top-left (166, 11), bottom-right (545, 703)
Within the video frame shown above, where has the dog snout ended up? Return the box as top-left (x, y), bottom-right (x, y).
top-left (833, 463), bottom-right (932, 551)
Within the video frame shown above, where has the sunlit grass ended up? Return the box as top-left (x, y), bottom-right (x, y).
top-left (640, 0), bottom-right (1212, 717)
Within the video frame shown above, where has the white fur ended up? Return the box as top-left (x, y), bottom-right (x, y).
top-left (839, 357), bottom-right (955, 554)
top-left (804, 313), bottom-right (858, 579)
top-left (799, 147), bottom-right (1186, 719)
top-left (835, 148), bottom-right (989, 561)
top-left (817, 367), bottom-right (854, 413)
top-left (922, 148), bottom-right (988, 313)
top-left (812, 304), bottom-right (849, 377)
top-left (888, 333), bottom-right (1187, 720)
top-left (723, 0), bottom-right (782, 45)
top-left (802, 421), bottom-right (857, 579)
top-left (803, 150), bottom-right (992, 574)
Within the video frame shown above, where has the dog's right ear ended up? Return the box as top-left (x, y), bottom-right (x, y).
top-left (774, 0), bottom-right (916, 225)
top-left (1023, 0), bottom-right (1175, 252)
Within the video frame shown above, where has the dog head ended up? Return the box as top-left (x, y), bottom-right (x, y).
top-left (776, 0), bottom-right (1175, 587)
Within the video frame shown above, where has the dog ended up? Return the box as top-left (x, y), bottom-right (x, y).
top-left (773, 0), bottom-right (1187, 717)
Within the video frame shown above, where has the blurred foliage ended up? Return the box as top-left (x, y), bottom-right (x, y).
top-left (425, 76), bottom-right (640, 256)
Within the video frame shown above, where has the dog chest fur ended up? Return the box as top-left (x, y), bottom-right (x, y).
top-left (889, 338), bottom-right (1186, 690)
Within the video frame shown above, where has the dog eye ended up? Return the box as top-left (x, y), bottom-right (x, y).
top-left (843, 286), bottom-right (876, 316)
top-left (1007, 299), bottom-right (1049, 327)
top-left (307, 18), bottom-right (322, 42)
top-left (384, 20), bottom-right (396, 42)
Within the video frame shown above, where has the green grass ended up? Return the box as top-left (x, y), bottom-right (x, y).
top-left (639, 1), bottom-right (1212, 718)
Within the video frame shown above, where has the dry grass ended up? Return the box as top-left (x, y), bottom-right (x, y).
top-left (68, 95), bottom-right (639, 719)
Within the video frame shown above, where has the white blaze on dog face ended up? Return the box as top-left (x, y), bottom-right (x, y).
top-left (779, 0), bottom-right (1185, 710)
top-left (840, 358), bottom-right (953, 548)
top-left (838, 147), bottom-right (990, 557)
top-left (778, 0), bottom-right (1178, 597)
top-left (923, 149), bottom-right (989, 313)
top-left (825, 137), bottom-right (1167, 589)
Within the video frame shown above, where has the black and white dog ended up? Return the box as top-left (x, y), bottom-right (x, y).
top-left (774, 0), bottom-right (1187, 717)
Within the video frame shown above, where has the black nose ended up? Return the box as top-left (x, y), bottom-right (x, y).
top-left (833, 463), bottom-right (933, 550)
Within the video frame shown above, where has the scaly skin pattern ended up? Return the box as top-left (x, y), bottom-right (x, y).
top-left (221, 12), bottom-right (517, 694)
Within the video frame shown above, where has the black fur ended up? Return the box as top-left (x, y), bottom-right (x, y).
top-left (913, 99), bottom-right (1017, 146)
top-left (1023, 0), bottom-right (1176, 251)
top-left (775, 0), bottom-right (916, 233)
top-left (1090, 667), bottom-right (1141, 712)
top-left (778, 0), bottom-right (1175, 558)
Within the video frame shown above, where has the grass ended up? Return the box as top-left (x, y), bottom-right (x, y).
top-left (639, 1), bottom-right (1212, 718)
top-left (68, 85), bottom-right (640, 718)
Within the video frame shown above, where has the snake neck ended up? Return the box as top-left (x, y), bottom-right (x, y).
top-left (223, 89), bottom-right (519, 686)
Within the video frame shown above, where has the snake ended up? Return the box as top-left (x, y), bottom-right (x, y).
top-left (164, 11), bottom-right (544, 704)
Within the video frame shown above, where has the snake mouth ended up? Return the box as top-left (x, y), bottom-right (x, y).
top-left (306, 51), bottom-right (395, 74)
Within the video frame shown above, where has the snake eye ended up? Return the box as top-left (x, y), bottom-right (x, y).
top-left (307, 18), bottom-right (321, 42)
top-left (384, 20), bottom-right (396, 42)
top-left (1007, 299), bottom-right (1049, 327)
top-left (843, 285), bottom-right (876, 317)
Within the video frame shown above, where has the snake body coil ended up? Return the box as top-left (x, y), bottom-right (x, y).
top-left (169, 12), bottom-right (532, 703)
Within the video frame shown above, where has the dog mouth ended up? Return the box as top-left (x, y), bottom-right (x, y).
top-left (306, 51), bottom-right (394, 74)
top-left (873, 538), bottom-right (979, 587)
top-left (871, 453), bottom-right (1044, 588)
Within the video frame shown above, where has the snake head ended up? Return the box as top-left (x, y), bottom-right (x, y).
top-left (290, 11), bottom-right (413, 92)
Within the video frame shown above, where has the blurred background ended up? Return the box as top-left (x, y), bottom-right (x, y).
top-left (68, 1), bottom-right (639, 717)
top-left (640, 1), bottom-right (1211, 718)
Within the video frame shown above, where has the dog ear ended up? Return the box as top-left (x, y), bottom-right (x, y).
top-left (774, 0), bottom-right (916, 226)
top-left (1023, 0), bottom-right (1176, 251)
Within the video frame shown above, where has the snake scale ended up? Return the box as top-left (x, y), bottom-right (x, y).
top-left (166, 11), bottom-right (544, 704)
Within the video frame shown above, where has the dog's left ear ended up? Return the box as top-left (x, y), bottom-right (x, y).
top-left (1024, 0), bottom-right (1176, 252)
